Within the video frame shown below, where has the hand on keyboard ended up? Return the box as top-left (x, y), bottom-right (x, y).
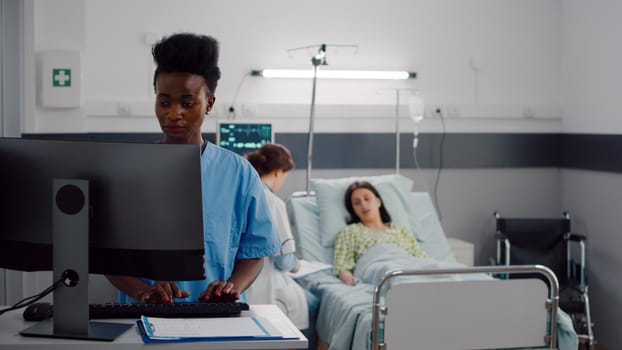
top-left (200, 280), bottom-right (240, 302)
top-left (137, 281), bottom-right (190, 304)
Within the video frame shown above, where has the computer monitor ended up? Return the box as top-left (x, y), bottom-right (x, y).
top-left (216, 121), bottom-right (274, 155)
top-left (0, 137), bottom-right (205, 341)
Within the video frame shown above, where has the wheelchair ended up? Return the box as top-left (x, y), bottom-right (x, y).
top-left (494, 211), bottom-right (595, 349)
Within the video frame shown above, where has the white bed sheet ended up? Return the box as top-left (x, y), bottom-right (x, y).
top-left (287, 190), bottom-right (578, 350)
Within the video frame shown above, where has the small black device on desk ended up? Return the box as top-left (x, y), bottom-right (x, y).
top-left (22, 302), bottom-right (53, 321)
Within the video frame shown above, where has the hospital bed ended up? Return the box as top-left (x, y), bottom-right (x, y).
top-left (286, 174), bottom-right (578, 350)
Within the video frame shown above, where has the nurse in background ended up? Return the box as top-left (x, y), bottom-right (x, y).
top-left (245, 144), bottom-right (319, 350)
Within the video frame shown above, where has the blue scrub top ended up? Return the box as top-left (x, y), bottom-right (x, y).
top-left (119, 142), bottom-right (279, 302)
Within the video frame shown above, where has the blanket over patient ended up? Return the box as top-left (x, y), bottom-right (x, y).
top-left (303, 244), bottom-right (578, 350)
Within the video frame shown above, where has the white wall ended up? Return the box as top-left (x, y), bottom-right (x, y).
top-left (24, 0), bottom-right (85, 133)
top-left (560, 1), bottom-right (622, 347)
top-left (24, 0), bottom-right (562, 134)
top-left (561, 0), bottom-right (622, 134)
top-left (1, 0), bottom-right (23, 138)
top-left (1, 0), bottom-right (25, 306)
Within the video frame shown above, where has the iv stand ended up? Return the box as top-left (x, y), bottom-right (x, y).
top-left (394, 91), bottom-right (401, 174)
top-left (377, 88), bottom-right (416, 175)
top-left (305, 44), bottom-right (327, 194)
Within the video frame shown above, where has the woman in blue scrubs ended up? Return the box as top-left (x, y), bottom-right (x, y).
top-left (106, 33), bottom-right (280, 303)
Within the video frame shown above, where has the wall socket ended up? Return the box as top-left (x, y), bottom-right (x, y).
top-left (426, 105), bottom-right (444, 118)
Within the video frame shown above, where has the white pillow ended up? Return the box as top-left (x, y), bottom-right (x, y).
top-left (287, 195), bottom-right (333, 264)
top-left (310, 174), bottom-right (414, 248)
top-left (405, 192), bottom-right (455, 262)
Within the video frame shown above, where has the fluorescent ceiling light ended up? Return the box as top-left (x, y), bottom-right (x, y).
top-left (251, 69), bottom-right (416, 80)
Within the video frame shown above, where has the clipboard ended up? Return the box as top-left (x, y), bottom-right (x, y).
top-left (137, 315), bottom-right (297, 343)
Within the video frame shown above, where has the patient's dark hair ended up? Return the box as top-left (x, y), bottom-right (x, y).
top-left (152, 32), bottom-right (221, 94)
top-left (245, 144), bottom-right (294, 176)
top-left (344, 181), bottom-right (392, 225)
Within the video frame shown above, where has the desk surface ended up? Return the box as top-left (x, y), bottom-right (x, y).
top-left (0, 304), bottom-right (307, 350)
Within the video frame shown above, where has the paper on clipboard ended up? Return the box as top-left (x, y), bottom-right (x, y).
top-left (139, 315), bottom-right (297, 341)
top-left (141, 316), bottom-right (262, 338)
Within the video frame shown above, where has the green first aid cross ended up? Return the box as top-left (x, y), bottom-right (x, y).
top-left (52, 68), bottom-right (71, 87)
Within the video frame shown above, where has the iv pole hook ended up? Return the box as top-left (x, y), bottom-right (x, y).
top-left (305, 44), bottom-right (326, 193)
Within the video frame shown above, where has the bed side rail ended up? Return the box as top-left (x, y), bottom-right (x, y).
top-left (372, 265), bottom-right (559, 350)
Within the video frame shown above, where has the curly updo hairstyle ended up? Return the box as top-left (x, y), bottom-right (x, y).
top-left (152, 32), bottom-right (221, 94)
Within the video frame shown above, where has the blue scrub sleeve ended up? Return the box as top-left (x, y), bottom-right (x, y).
top-left (236, 176), bottom-right (280, 259)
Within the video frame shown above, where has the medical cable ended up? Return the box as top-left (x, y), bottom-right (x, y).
top-left (409, 92), bottom-right (440, 218)
top-left (227, 71), bottom-right (251, 120)
top-left (411, 119), bottom-right (441, 220)
top-left (432, 108), bottom-right (446, 221)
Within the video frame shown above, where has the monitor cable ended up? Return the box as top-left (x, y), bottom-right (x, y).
top-left (227, 71), bottom-right (251, 120)
top-left (0, 269), bottom-right (78, 316)
top-left (411, 118), bottom-right (443, 221)
top-left (409, 94), bottom-right (445, 221)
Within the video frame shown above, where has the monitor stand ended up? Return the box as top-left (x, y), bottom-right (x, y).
top-left (20, 179), bottom-right (132, 341)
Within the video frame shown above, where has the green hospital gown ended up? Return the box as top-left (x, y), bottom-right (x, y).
top-left (333, 222), bottom-right (426, 274)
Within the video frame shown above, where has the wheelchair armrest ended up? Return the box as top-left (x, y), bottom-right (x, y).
top-left (564, 232), bottom-right (586, 242)
top-left (494, 231), bottom-right (508, 240)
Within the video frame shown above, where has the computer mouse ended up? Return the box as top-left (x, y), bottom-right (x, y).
top-left (22, 302), bottom-right (53, 321)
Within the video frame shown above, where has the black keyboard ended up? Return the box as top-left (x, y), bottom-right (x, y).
top-left (89, 301), bottom-right (249, 319)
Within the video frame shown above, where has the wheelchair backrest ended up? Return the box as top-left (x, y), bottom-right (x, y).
top-left (496, 216), bottom-right (570, 283)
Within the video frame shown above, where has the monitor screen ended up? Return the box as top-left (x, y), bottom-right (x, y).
top-left (216, 121), bottom-right (273, 155)
top-left (0, 137), bottom-right (206, 281)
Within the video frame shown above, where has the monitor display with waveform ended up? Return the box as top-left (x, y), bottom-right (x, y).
top-left (216, 121), bottom-right (274, 155)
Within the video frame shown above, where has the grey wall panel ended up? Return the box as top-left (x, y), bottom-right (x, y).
top-left (414, 133), bottom-right (560, 169)
top-left (561, 134), bottom-right (622, 173)
top-left (277, 133), bottom-right (397, 169)
top-left (275, 132), bottom-right (561, 169)
top-left (561, 169), bottom-right (622, 350)
top-left (25, 132), bottom-right (622, 172)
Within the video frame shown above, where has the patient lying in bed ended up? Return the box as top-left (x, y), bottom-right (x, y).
top-left (333, 181), bottom-right (427, 285)
top-left (289, 175), bottom-right (578, 350)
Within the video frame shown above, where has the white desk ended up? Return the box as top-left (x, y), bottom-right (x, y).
top-left (0, 304), bottom-right (307, 350)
